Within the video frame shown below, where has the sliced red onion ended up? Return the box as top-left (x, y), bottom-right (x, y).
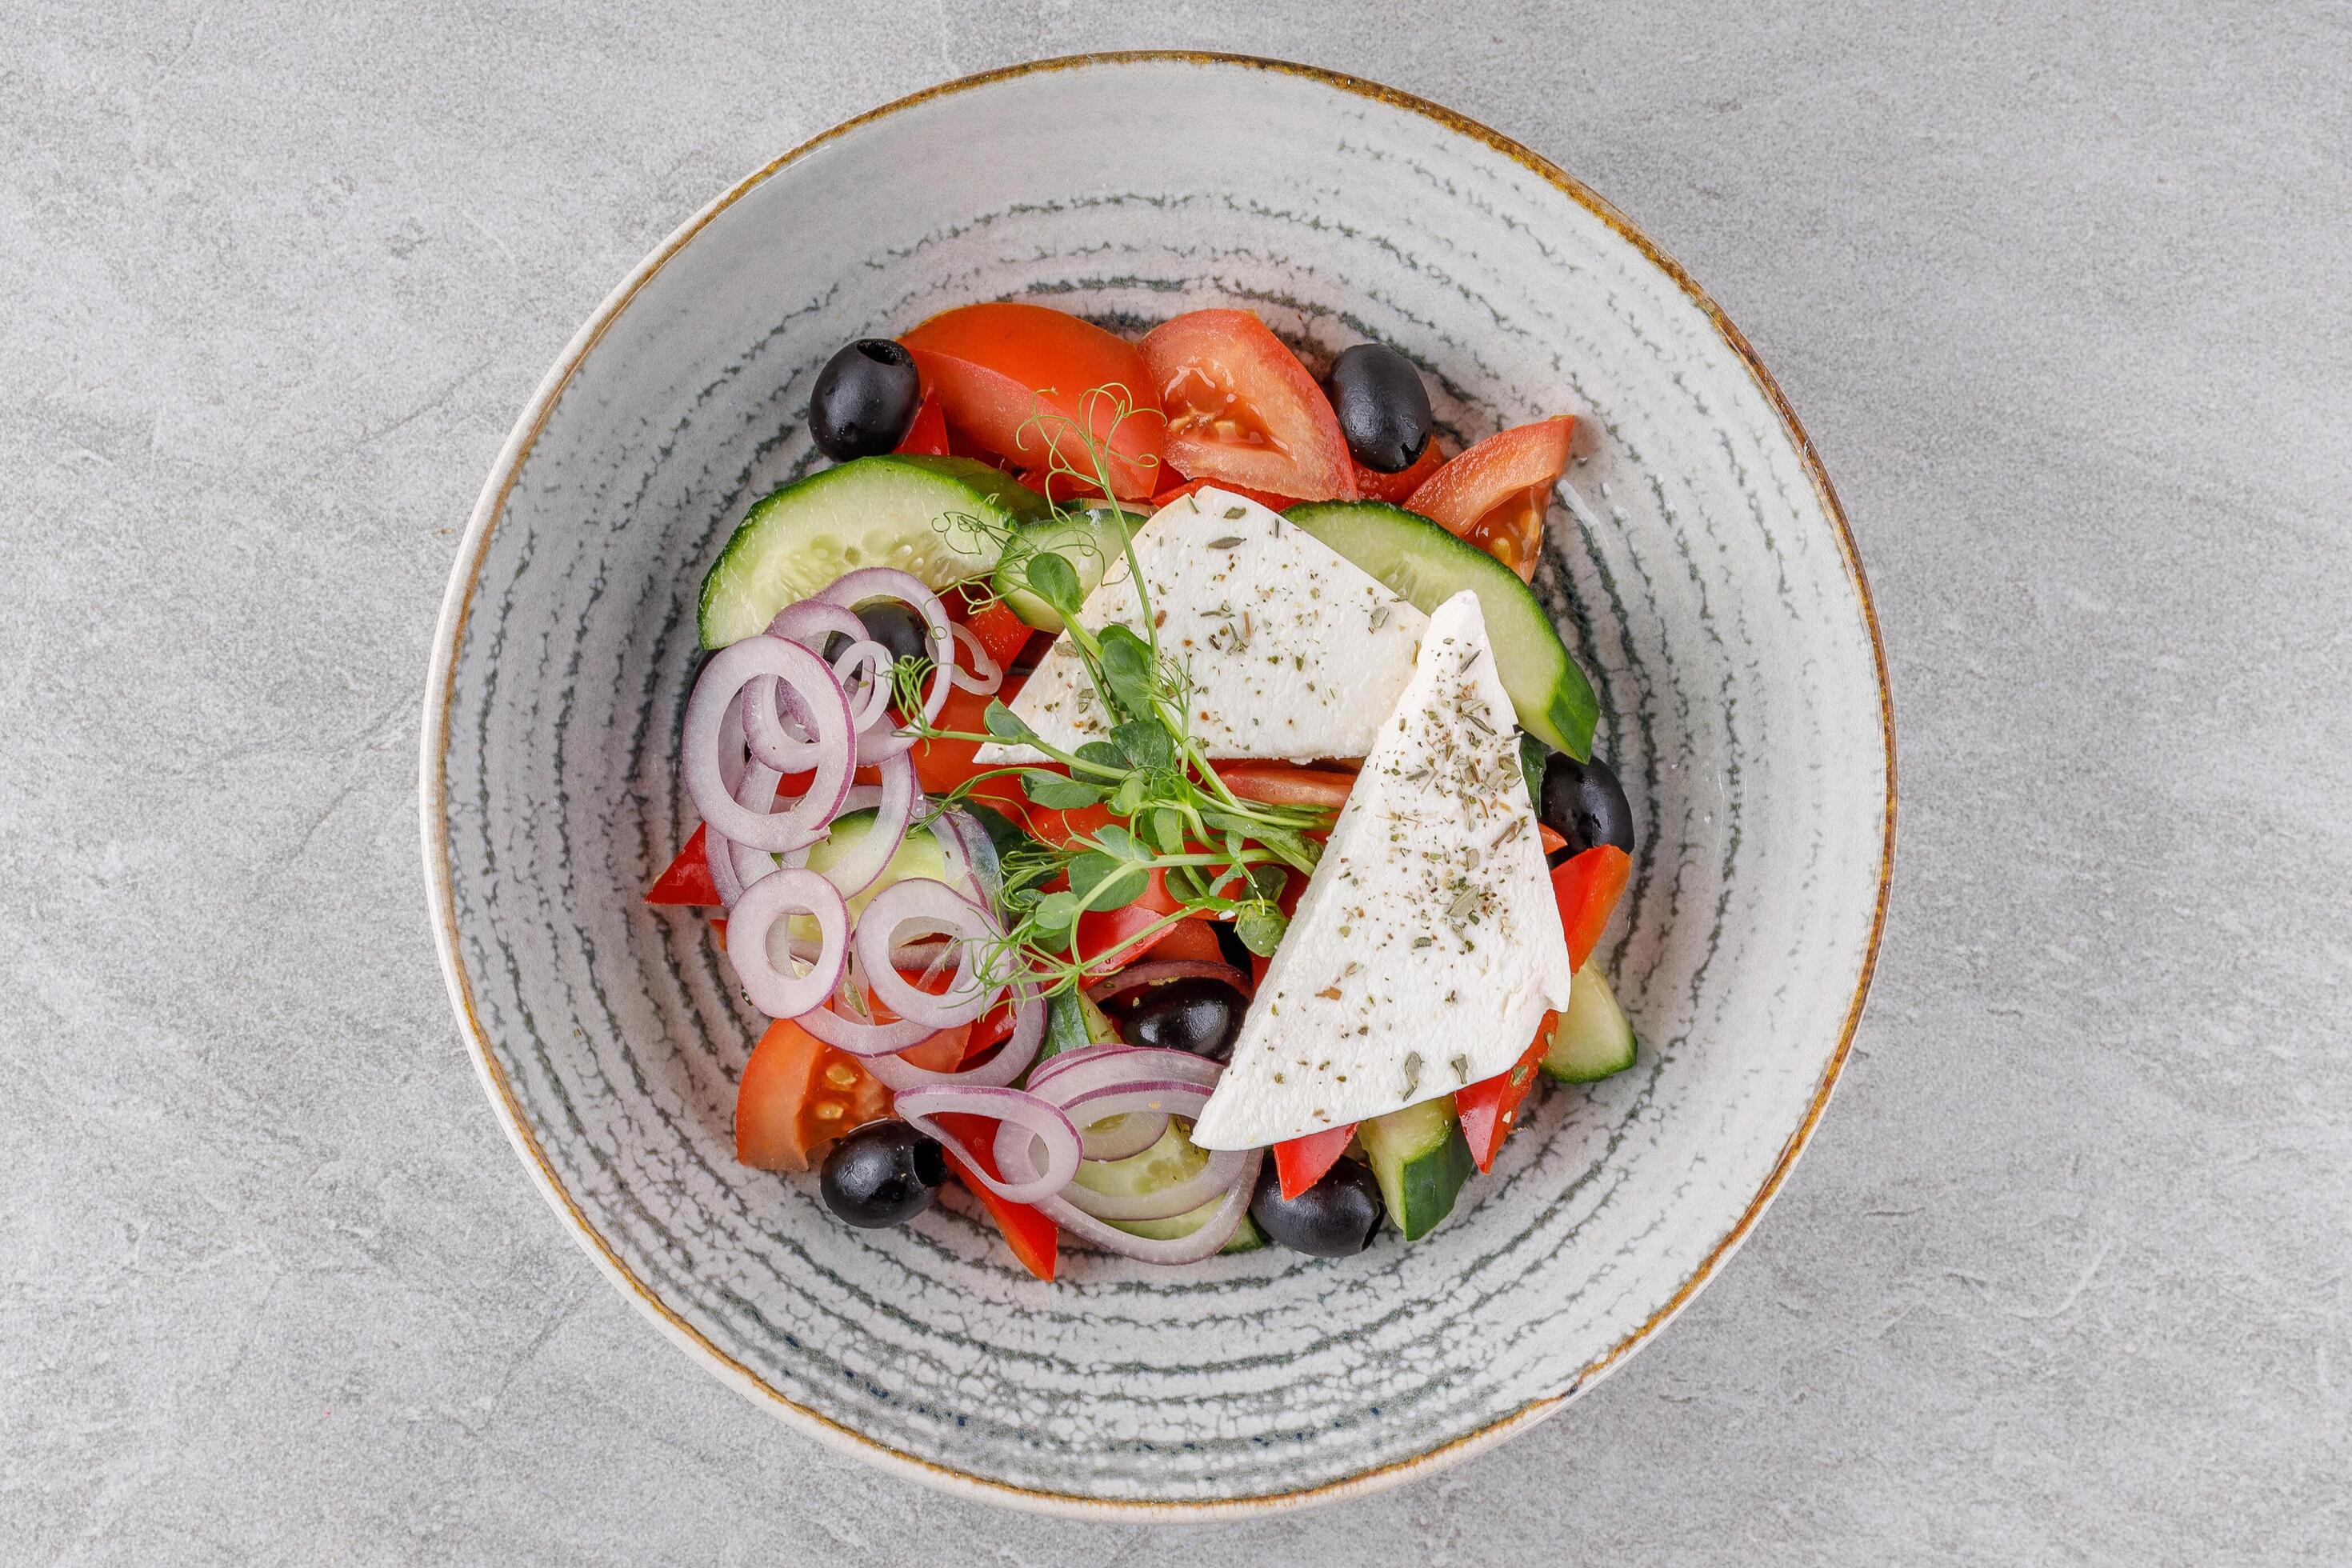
top-left (717, 690), bottom-right (748, 796)
top-left (861, 982), bottom-right (1046, 1093)
top-left (1085, 958), bottom-right (1254, 1009)
top-left (815, 751), bottom-right (918, 901)
top-left (833, 638), bottom-right (895, 732)
top-left (818, 569), bottom-right (953, 762)
top-left (684, 638), bottom-right (854, 852)
top-left (948, 622), bottom-right (1005, 694)
top-left (1025, 1044), bottom-right (1225, 1099)
top-left (1038, 1161), bottom-right (1260, 1264)
top-left (855, 874), bottom-right (993, 1028)
top-left (895, 1085), bottom-right (1080, 1205)
top-left (1049, 1080), bottom-right (1254, 1221)
top-left (741, 672), bottom-right (818, 773)
top-left (766, 599), bottom-right (864, 651)
top-left (794, 990), bottom-right (942, 1058)
top-left (724, 867), bottom-right (849, 1020)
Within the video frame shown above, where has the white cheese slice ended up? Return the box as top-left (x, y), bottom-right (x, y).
top-left (974, 488), bottom-right (1428, 766)
top-left (1190, 590), bottom-right (1577, 1150)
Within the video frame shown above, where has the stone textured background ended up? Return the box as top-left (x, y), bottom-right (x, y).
top-left (4, 2), bottom-right (2346, 1562)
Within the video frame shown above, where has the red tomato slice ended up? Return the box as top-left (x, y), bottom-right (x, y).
top-left (1407, 416), bottom-right (1576, 582)
top-left (1214, 760), bottom-right (1357, 810)
top-left (894, 391), bottom-right (951, 457)
top-left (1074, 868), bottom-right (1187, 978)
top-left (1351, 437), bottom-right (1447, 505)
top-left (907, 680), bottom-right (1030, 819)
top-left (932, 1110), bottom-right (1059, 1281)
top-left (1456, 1026), bottom-right (1552, 1173)
top-left (735, 1018), bottom-right (890, 1173)
top-left (1139, 310), bottom-right (1357, 502)
top-left (1550, 845), bottom-right (1632, 970)
top-left (902, 303), bottom-right (1165, 500)
top-left (1146, 477), bottom-right (1303, 514)
top-left (1272, 1123), bottom-right (1357, 1201)
top-left (1146, 916), bottom-right (1226, 966)
top-left (645, 824), bottom-right (722, 906)
top-left (898, 1023), bottom-right (970, 1075)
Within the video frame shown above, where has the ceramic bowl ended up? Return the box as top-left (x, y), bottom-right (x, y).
top-left (422, 53), bottom-right (1892, 1516)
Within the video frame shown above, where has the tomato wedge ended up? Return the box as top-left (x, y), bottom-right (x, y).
top-left (1074, 867), bottom-right (1187, 977)
top-left (902, 302), bottom-right (1165, 499)
top-left (1551, 844), bottom-right (1632, 970)
top-left (1272, 1123), bottom-right (1357, 1201)
top-left (1214, 760), bottom-right (1357, 810)
top-left (735, 1018), bottom-right (890, 1173)
top-left (1146, 477), bottom-right (1303, 514)
top-left (907, 681), bottom-right (1030, 820)
top-left (931, 1110), bottom-right (1059, 1281)
top-left (1407, 416), bottom-right (1575, 582)
top-left (1351, 436), bottom-right (1447, 505)
top-left (645, 824), bottom-right (722, 906)
top-left (893, 390), bottom-right (951, 457)
top-left (1139, 310), bottom-right (1357, 502)
top-left (1456, 1026), bottom-right (1552, 1173)
top-left (1146, 916), bottom-right (1226, 966)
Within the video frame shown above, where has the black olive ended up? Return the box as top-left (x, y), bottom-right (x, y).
top-left (1538, 751), bottom-right (1635, 859)
top-left (1326, 343), bottom-right (1434, 474)
top-left (808, 338), bottom-right (921, 461)
top-left (819, 1121), bottom-right (946, 1228)
top-left (854, 600), bottom-right (931, 666)
top-left (1250, 1156), bottom-right (1383, 1258)
top-left (1117, 977), bottom-right (1246, 1062)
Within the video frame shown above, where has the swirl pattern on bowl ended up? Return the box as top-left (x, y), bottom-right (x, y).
top-left (424, 54), bottom-right (1890, 1513)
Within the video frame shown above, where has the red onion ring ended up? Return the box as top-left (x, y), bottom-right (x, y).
top-left (833, 638), bottom-right (895, 732)
top-left (766, 599), bottom-right (864, 650)
top-left (684, 638), bottom-right (854, 852)
top-left (794, 984), bottom-right (942, 1058)
top-left (1026, 1044), bottom-right (1224, 1099)
top-left (723, 867), bottom-right (849, 1020)
top-left (894, 1084), bottom-right (1081, 1205)
top-left (948, 622), bottom-right (1005, 694)
top-left (816, 751), bottom-right (918, 901)
top-left (1050, 1081), bottom-right (1254, 1221)
top-left (861, 982), bottom-right (1046, 1093)
top-left (1085, 958), bottom-right (1254, 1009)
top-left (817, 569), bottom-right (953, 763)
top-left (1038, 1161), bottom-right (1261, 1264)
top-left (855, 875), bottom-right (993, 1030)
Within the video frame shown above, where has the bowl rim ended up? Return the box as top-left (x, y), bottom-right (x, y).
top-left (418, 49), bottom-right (1897, 1520)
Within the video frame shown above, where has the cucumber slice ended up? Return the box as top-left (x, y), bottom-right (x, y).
top-left (1078, 1121), bottom-right (1262, 1254)
top-left (780, 810), bottom-right (945, 942)
top-left (698, 455), bottom-right (1047, 648)
top-left (1358, 1095), bottom-right (1474, 1241)
top-left (1542, 962), bottom-right (1638, 1083)
top-left (1283, 500), bottom-right (1598, 758)
top-left (1037, 987), bottom-right (1120, 1065)
top-left (992, 506), bottom-right (1146, 631)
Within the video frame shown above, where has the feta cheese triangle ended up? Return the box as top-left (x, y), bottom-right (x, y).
top-left (975, 488), bottom-right (1428, 766)
top-left (1190, 590), bottom-right (1577, 1150)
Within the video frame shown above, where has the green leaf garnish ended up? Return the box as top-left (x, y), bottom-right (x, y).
top-left (1235, 904), bottom-right (1289, 957)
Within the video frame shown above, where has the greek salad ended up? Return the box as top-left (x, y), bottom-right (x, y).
top-left (646, 302), bottom-right (1640, 1277)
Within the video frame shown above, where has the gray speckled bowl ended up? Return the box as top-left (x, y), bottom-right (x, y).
top-left (422, 53), bottom-right (1893, 1517)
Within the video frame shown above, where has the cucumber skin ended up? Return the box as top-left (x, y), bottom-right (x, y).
top-left (698, 455), bottom-right (1046, 649)
top-left (1360, 1097), bottom-right (1476, 1242)
top-left (1283, 500), bottom-right (1598, 759)
top-left (1542, 964), bottom-right (1638, 1084)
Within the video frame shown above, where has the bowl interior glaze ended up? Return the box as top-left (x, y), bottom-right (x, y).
top-left (424, 54), bottom-right (1890, 1515)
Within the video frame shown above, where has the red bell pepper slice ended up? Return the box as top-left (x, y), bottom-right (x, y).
top-left (1456, 1024), bottom-right (1553, 1173)
top-left (1272, 1122), bottom-right (1357, 1200)
top-left (951, 589), bottom-right (1035, 673)
top-left (930, 1110), bottom-right (1058, 1281)
top-left (893, 391), bottom-right (952, 457)
top-left (1551, 845), bottom-right (1631, 970)
top-left (645, 824), bottom-right (722, 906)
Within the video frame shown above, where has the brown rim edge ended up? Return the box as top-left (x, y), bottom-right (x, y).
top-left (418, 50), bottom-right (1897, 1521)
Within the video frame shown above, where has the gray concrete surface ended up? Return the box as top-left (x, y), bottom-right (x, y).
top-left (5, 2), bottom-right (2347, 1562)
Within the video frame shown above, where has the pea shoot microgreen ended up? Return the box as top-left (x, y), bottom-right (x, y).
top-left (895, 384), bottom-right (1334, 996)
